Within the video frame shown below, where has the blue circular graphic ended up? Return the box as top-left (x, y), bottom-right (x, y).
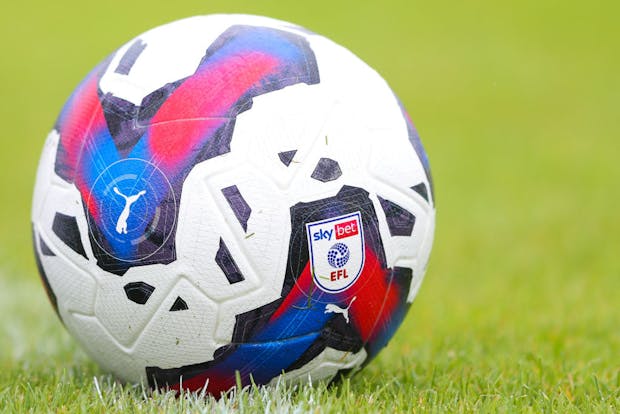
top-left (87, 158), bottom-right (176, 262)
top-left (327, 243), bottom-right (350, 268)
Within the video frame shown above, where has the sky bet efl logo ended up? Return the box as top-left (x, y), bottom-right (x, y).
top-left (306, 212), bottom-right (365, 293)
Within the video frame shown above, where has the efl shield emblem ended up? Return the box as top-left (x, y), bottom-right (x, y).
top-left (306, 212), bottom-right (365, 293)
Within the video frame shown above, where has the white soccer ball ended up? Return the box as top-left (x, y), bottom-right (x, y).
top-left (31, 14), bottom-right (435, 394)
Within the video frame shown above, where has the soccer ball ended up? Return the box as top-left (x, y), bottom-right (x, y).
top-left (31, 14), bottom-right (435, 394)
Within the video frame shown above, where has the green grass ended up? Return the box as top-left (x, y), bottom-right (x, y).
top-left (1, 0), bottom-right (619, 412)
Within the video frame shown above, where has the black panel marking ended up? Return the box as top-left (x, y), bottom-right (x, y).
top-left (124, 281), bottom-right (155, 305)
top-left (52, 213), bottom-right (87, 259)
top-left (39, 236), bottom-right (55, 256)
top-left (377, 196), bottom-right (416, 237)
top-left (215, 238), bottom-right (245, 284)
top-left (221, 186), bottom-right (252, 233)
top-left (311, 158), bottom-right (342, 182)
top-left (169, 296), bottom-right (188, 311)
top-left (411, 182), bottom-right (429, 202)
top-left (278, 150), bottom-right (297, 166)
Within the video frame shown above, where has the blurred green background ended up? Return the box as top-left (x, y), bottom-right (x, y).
top-left (1, 0), bottom-right (618, 408)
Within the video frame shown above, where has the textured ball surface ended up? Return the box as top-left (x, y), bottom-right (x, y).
top-left (31, 14), bottom-right (435, 394)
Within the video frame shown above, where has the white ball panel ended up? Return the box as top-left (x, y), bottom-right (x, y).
top-left (127, 276), bottom-right (220, 370)
top-left (93, 264), bottom-right (177, 347)
top-left (36, 233), bottom-right (97, 316)
top-left (66, 313), bottom-right (145, 382)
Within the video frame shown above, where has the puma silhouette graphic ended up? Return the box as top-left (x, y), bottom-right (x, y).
top-left (324, 296), bottom-right (357, 324)
top-left (113, 187), bottom-right (146, 234)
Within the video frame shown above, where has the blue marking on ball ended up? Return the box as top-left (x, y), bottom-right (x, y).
top-left (327, 242), bottom-right (350, 268)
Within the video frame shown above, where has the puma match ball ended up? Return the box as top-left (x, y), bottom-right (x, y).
top-left (31, 14), bottom-right (435, 394)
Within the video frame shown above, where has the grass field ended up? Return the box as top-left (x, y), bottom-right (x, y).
top-left (1, 0), bottom-right (619, 412)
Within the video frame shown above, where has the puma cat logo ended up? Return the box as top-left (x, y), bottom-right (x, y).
top-left (113, 187), bottom-right (146, 234)
top-left (324, 296), bottom-right (357, 323)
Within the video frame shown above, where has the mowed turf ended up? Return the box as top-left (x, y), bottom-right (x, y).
top-left (0, 0), bottom-right (618, 412)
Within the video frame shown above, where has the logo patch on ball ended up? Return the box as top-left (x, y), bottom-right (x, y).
top-left (87, 158), bottom-right (177, 262)
top-left (306, 212), bottom-right (365, 293)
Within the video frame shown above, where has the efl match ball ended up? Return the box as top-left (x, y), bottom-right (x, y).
top-left (31, 14), bottom-right (435, 394)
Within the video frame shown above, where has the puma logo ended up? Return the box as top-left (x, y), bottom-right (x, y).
top-left (113, 187), bottom-right (146, 234)
top-left (324, 296), bottom-right (357, 324)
